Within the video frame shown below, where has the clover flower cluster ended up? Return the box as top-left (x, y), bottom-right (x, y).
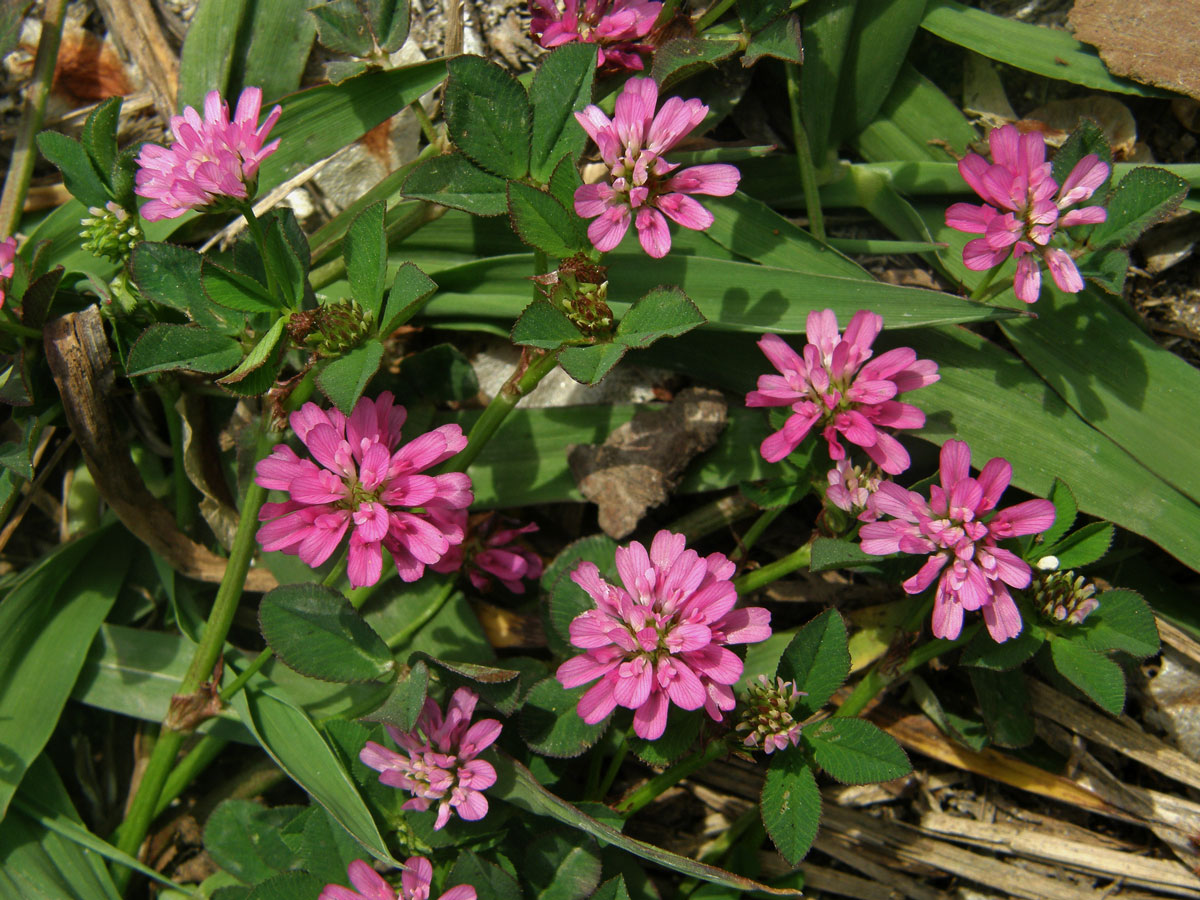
top-left (827, 459), bottom-right (883, 523)
top-left (529, 0), bottom-right (662, 70)
top-left (746, 309), bottom-right (939, 475)
top-left (431, 511), bottom-right (544, 594)
top-left (320, 858), bottom-right (476, 900)
top-left (946, 124), bottom-right (1109, 303)
top-left (859, 440), bottom-right (1056, 642)
top-left (360, 688), bottom-right (501, 831)
top-left (556, 529), bottom-right (771, 739)
top-left (574, 78), bottom-right (740, 258)
top-left (255, 392), bottom-right (473, 588)
top-left (134, 86), bottom-right (281, 221)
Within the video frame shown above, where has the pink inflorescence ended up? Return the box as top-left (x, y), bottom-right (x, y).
top-left (859, 439), bottom-right (1056, 643)
top-left (255, 392), bottom-right (473, 588)
top-left (574, 77), bottom-right (740, 258)
top-left (134, 87), bottom-right (282, 222)
top-left (945, 124), bottom-right (1109, 303)
top-left (826, 459), bottom-right (883, 523)
top-left (556, 529), bottom-right (771, 740)
top-left (0, 236), bottom-right (15, 310)
top-left (360, 688), bottom-right (501, 831)
top-left (431, 512), bottom-right (544, 594)
top-left (745, 310), bottom-right (939, 475)
top-left (529, 0), bottom-right (662, 70)
top-left (320, 858), bottom-right (476, 900)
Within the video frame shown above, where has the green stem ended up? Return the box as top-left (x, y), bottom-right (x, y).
top-left (113, 426), bottom-right (277, 884)
top-left (240, 203), bottom-right (280, 302)
top-left (533, 249), bottom-right (549, 304)
top-left (0, 316), bottom-right (44, 340)
top-left (786, 64), bottom-right (825, 243)
top-left (219, 548), bottom-right (348, 706)
top-left (732, 542), bottom-right (812, 595)
top-left (443, 350), bottom-right (559, 474)
top-left (969, 263), bottom-right (1002, 302)
top-left (667, 492), bottom-right (758, 542)
top-left (594, 731), bottom-right (629, 801)
top-left (616, 739), bottom-right (726, 817)
top-left (218, 648), bottom-right (271, 705)
top-left (0, 0), bottom-right (65, 237)
top-left (310, 200), bottom-right (446, 291)
top-left (409, 99), bottom-right (439, 146)
top-left (835, 622), bottom-right (979, 720)
top-left (694, 0), bottom-right (736, 31)
top-left (388, 578), bottom-right (458, 651)
top-left (676, 805), bottom-right (761, 898)
top-left (154, 734), bottom-right (227, 817)
top-left (731, 507), bottom-right (782, 564)
top-left (653, 0), bottom-right (682, 28)
top-left (157, 381), bottom-right (195, 532)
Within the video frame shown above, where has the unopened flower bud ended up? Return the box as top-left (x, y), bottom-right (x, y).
top-left (80, 202), bottom-right (142, 263)
top-left (306, 298), bottom-right (374, 355)
top-left (534, 257), bottom-right (613, 337)
top-left (1034, 568), bottom-right (1098, 625)
top-left (736, 675), bottom-right (804, 754)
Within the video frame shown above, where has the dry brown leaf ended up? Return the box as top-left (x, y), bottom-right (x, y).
top-left (568, 387), bottom-right (727, 538)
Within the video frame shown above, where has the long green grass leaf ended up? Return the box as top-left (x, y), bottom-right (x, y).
top-left (921, 0), bottom-right (1170, 97)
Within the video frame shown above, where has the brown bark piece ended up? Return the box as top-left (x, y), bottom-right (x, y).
top-left (568, 387), bottom-right (727, 539)
top-left (91, 0), bottom-right (179, 122)
top-left (44, 307), bottom-right (277, 592)
top-left (1069, 0), bottom-right (1200, 101)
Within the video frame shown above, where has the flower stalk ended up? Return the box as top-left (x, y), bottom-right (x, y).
top-left (733, 542), bottom-right (812, 595)
top-left (113, 425), bottom-right (277, 882)
top-left (443, 349), bottom-right (559, 474)
top-left (615, 738), bottom-right (726, 816)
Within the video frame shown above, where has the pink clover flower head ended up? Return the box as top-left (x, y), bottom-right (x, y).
top-left (0, 236), bottom-right (15, 310)
top-left (745, 311), bottom-right (939, 475)
top-left (530, 0), bottom-right (663, 70)
top-left (574, 77), bottom-right (740, 258)
top-left (556, 529), bottom-right (771, 740)
top-left (320, 859), bottom-right (476, 900)
top-left (431, 511), bottom-right (544, 594)
top-left (945, 124), bottom-right (1109, 303)
top-left (827, 459), bottom-right (884, 523)
top-left (858, 439), bottom-right (1056, 643)
top-left (134, 86), bottom-right (282, 222)
top-left (359, 687), bottom-right (501, 831)
top-left (255, 392), bottom-right (473, 588)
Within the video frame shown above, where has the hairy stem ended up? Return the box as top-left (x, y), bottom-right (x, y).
top-left (615, 739), bottom-right (726, 817)
top-left (241, 203), bottom-right (280, 301)
top-left (732, 542), bottom-right (812, 595)
top-left (594, 731), bottom-right (629, 801)
top-left (694, 0), bottom-right (736, 31)
top-left (113, 426), bottom-right (277, 882)
top-left (443, 349), bottom-right (559, 474)
top-left (156, 380), bottom-right (195, 531)
top-left (0, 0), bottom-right (66, 237)
top-left (387, 578), bottom-right (458, 651)
top-left (835, 622), bottom-right (979, 719)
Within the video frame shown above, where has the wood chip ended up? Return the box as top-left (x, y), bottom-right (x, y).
top-left (1027, 680), bottom-right (1200, 794)
top-left (917, 811), bottom-right (1200, 897)
top-left (822, 806), bottom-right (1107, 900)
top-left (1068, 0), bottom-right (1200, 101)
